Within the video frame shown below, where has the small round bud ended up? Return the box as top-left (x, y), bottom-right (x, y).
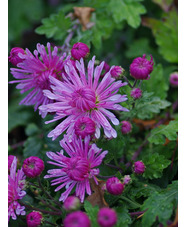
top-left (133, 161), bottom-right (145, 174)
top-left (74, 117), bottom-right (96, 139)
top-left (97, 207), bottom-right (117, 227)
top-left (131, 88), bottom-right (142, 99)
top-left (110, 66), bottom-right (124, 78)
top-left (8, 47), bottom-right (25, 66)
top-left (26, 211), bottom-right (43, 227)
top-left (123, 175), bottom-right (131, 185)
top-left (169, 72), bottom-right (178, 87)
top-left (22, 156), bottom-right (44, 178)
top-left (121, 121), bottom-right (132, 134)
top-left (106, 177), bottom-right (124, 195)
top-left (71, 42), bottom-right (90, 60)
top-left (63, 196), bottom-right (80, 212)
top-left (130, 54), bottom-right (154, 80)
top-left (64, 211), bottom-right (91, 227)
top-left (8, 155), bottom-right (15, 171)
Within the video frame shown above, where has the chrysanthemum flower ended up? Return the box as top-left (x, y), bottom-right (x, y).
top-left (130, 88), bottom-right (142, 99)
top-left (97, 207), bottom-right (117, 227)
top-left (130, 54), bottom-right (154, 80)
top-left (39, 56), bottom-right (128, 139)
top-left (8, 47), bottom-right (25, 66)
top-left (44, 135), bottom-right (108, 202)
top-left (26, 211), bottom-right (43, 227)
top-left (64, 211), bottom-right (91, 227)
top-left (22, 156), bottom-right (44, 178)
top-left (106, 177), bottom-right (124, 195)
top-left (169, 72), bottom-right (178, 87)
top-left (9, 42), bottom-right (70, 117)
top-left (8, 156), bottom-right (26, 221)
top-left (71, 42), bottom-right (90, 60)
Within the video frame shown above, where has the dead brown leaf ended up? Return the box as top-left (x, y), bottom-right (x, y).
top-left (86, 178), bottom-right (108, 208)
top-left (73, 7), bottom-right (95, 30)
top-left (133, 118), bottom-right (157, 130)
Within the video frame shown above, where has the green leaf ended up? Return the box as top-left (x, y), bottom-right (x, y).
top-left (141, 181), bottom-right (178, 226)
top-left (135, 92), bottom-right (171, 119)
top-left (142, 153), bottom-right (171, 179)
top-left (25, 123), bottom-right (40, 136)
top-left (107, 0), bottom-right (146, 28)
top-left (23, 136), bottom-right (43, 158)
top-left (142, 64), bottom-right (169, 99)
top-left (148, 120), bottom-right (178, 144)
top-left (84, 201), bottom-right (99, 227)
top-left (35, 10), bottom-right (71, 40)
top-left (115, 206), bottom-right (132, 227)
top-left (143, 10), bottom-right (178, 63)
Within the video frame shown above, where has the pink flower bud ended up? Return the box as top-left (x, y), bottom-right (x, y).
top-left (26, 211), bottom-right (43, 227)
top-left (8, 47), bottom-right (25, 66)
top-left (71, 42), bottom-right (90, 60)
top-left (74, 117), bottom-right (96, 139)
top-left (63, 196), bottom-right (80, 211)
top-left (121, 121), bottom-right (132, 134)
top-left (123, 175), bottom-right (131, 185)
top-left (169, 72), bottom-right (178, 87)
top-left (110, 66), bottom-right (124, 78)
top-left (106, 177), bottom-right (124, 195)
top-left (97, 207), bottom-right (117, 227)
top-left (133, 161), bottom-right (145, 174)
top-left (130, 54), bottom-right (154, 80)
top-left (8, 155), bottom-right (15, 171)
top-left (22, 156), bottom-right (44, 178)
top-left (64, 211), bottom-right (91, 227)
top-left (131, 88), bottom-right (142, 99)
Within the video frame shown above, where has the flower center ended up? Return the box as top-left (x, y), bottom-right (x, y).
top-left (65, 156), bottom-right (89, 181)
top-left (70, 87), bottom-right (96, 111)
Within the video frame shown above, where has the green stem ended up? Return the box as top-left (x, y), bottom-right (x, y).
top-left (120, 196), bottom-right (141, 208)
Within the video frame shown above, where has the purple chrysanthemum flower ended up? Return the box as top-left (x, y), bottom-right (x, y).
top-left (97, 207), bottom-right (117, 227)
top-left (26, 211), bottom-right (43, 227)
top-left (110, 66), bottom-right (124, 79)
top-left (44, 135), bottom-right (108, 202)
top-left (63, 196), bottom-right (80, 211)
top-left (8, 156), bottom-right (26, 221)
top-left (74, 117), bottom-right (96, 139)
top-left (64, 211), bottom-right (91, 227)
top-left (8, 47), bottom-right (25, 66)
top-left (9, 42), bottom-right (70, 117)
top-left (71, 42), bottom-right (90, 60)
top-left (8, 155), bottom-right (15, 172)
top-left (130, 54), bottom-right (154, 80)
top-left (133, 161), bottom-right (145, 174)
top-left (123, 175), bottom-right (131, 185)
top-left (130, 88), bottom-right (142, 99)
top-left (121, 121), bottom-right (132, 134)
top-left (39, 56), bottom-right (128, 139)
top-left (106, 177), bottom-right (124, 195)
top-left (169, 72), bottom-right (178, 87)
top-left (22, 156), bottom-right (44, 178)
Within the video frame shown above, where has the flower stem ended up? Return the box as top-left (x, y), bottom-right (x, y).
top-left (19, 201), bottom-right (62, 216)
top-left (37, 177), bottom-right (62, 208)
top-left (120, 196), bottom-right (141, 208)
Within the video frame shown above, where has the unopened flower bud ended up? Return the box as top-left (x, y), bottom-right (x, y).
top-left (8, 47), bottom-right (25, 66)
top-left (123, 175), bottom-right (131, 185)
top-left (133, 161), bottom-right (145, 174)
top-left (64, 211), bottom-right (91, 227)
top-left (110, 66), bottom-right (124, 78)
top-left (26, 211), bottom-right (43, 227)
top-left (130, 54), bottom-right (154, 80)
top-left (63, 196), bottom-right (80, 212)
top-left (131, 88), bottom-right (142, 99)
top-left (22, 156), bottom-right (44, 178)
top-left (169, 72), bottom-right (178, 87)
top-left (106, 177), bottom-right (124, 195)
top-left (71, 42), bottom-right (90, 60)
top-left (97, 207), bottom-right (117, 227)
top-left (121, 121), bottom-right (132, 134)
